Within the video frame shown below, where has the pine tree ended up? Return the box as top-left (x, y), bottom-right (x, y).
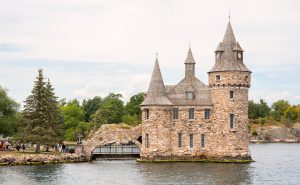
top-left (19, 69), bottom-right (63, 152)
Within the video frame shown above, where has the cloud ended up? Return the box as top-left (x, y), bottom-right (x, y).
top-left (252, 91), bottom-right (300, 105)
top-left (0, 0), bottom-right (300, 106)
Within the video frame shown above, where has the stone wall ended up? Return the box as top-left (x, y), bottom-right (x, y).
top-left (140, 71), bottom-right (252, 161)
top-left (208, 71), bottom-right (251, 159)
top-left (77, 124), bottom-right (142, 160)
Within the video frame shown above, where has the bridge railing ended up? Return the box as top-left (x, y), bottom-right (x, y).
top-left (92, 145), bottom-right (140, 155)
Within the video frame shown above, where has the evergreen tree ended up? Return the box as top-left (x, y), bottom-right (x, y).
top-left (18, 69), bottom-right (63, 152)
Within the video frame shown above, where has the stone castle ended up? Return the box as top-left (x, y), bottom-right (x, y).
top-left (140, 21), bottom-right (252, 161)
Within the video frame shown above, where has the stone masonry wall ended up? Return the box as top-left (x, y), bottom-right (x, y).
top-left (208, 71), bottom-right (252, 159)
top-left (140, 71), bottom-right (252, 161)
top-left (77, 124), bottom-right (142, 160)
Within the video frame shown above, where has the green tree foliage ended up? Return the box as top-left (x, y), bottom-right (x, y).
top-left (123, 92), bottom-right (144, 125)
top-left (18, 69), bottom-right (63, 152)
top-left (60, 100), bottom-right (85, 141)
top-left (284, 105), bottom-right (300, 123)
top-left (82, 96), bottom-right (101, 122)
top-left (248, 99), bottom-right (271, 120)
top-left (93, 93), bottom-right (124, 124)
top-left (0, 86), bottom-right (20, 136)
top-left (271, 100), bottom-right (290, 121)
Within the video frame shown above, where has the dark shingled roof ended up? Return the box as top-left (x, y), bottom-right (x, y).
top-left (185, 48), bottom-right (196, 64)
top-left (209, 21), bottom-right (251, 73)
top-left (141, 58), bottom-right (173, 106)
top-left (142, 49), bottom-right (212, 106)
top-left (165, 77), bottom-right (212, 106)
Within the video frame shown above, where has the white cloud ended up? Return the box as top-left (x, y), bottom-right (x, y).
top-left (0, 0), bottom-right (300, 106)
top-left (121, 73), bottom-right (150, 102)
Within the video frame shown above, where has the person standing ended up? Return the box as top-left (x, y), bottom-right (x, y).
top-left (61, 143), bottom-right (66, 153)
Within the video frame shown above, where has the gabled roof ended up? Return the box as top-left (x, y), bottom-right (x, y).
top-left (141, 58), bottom-right (173, 106)
top-left (209, 21), bottom-right (251, 73)
top-left (165, 77), bottom-right (212, 106)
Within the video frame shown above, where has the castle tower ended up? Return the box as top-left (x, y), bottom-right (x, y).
top-left (208, 21), bottom-right (252, 160)
top-left (185, 47), bottom-right (196, 78)
top-left (140, 56), bottom-right (173, 160)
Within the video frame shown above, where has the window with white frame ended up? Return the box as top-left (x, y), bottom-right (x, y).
top-left (173, 108), bottom-right (179, 120)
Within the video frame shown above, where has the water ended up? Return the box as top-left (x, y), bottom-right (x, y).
top-left (1, 143), bottom-right (300, 185)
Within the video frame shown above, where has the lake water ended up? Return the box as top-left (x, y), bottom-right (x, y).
top-left (1, 143), bottom-right (300, 185)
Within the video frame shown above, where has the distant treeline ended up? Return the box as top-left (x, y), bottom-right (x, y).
top-left (1, 69), bottom-right (299, 145)
top-left (0, 70), bottom-right (144, 147)
top-left (249, 99), bottom-right (300, 127)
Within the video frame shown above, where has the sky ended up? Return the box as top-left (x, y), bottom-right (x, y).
top-left (0, 0), bottom-right (300, 107)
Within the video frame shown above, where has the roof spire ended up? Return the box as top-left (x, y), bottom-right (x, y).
top-left (141, 55), bottom-right (173, 106)
top-left (223, 21), bottom-right (236, 43)
top-left (228, 10), bottom-right (231, 21)
top-left (185, 47), bottom-right (195, 64)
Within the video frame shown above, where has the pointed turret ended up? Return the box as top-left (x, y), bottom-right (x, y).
top-left (209, 21), bottom-right (250, 73)
top-left (223, 21), bottom-right (236, 44)
top-left (185, 48), bottom-right (196, 64)
top-left (184, 48), bottom-right (196, 78)
top-left (141, 57), bottom-right (173, 106)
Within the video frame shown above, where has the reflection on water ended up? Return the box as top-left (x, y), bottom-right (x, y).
top-left (1, 143), bottom-right (300, 185)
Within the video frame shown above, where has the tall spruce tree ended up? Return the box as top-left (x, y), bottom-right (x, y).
top-left (19, 69), bottom-right (63, 152)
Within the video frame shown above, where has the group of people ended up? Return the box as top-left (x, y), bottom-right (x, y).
top-left (0, 140), bottom-right (11, 151)
top-left (0, 141), bottom-right (26, 151)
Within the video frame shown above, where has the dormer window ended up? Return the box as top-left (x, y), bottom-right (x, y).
top-left (186, 92), bottom-right (194, 100)
top-left (237, 52), bottom-right (243, 61)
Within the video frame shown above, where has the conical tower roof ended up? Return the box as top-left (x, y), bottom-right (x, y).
top-left (223, 21), bottom-right (236, 43)
top-left (209, 21), bottom-right (250, 73)
top-left (185, 48), bottom-right (196, 64)
top-left (141, 57), bottom-right (173, 106)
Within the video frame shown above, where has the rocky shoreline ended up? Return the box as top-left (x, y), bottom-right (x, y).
top-left (250, 124), bottom-right (300, 143)
top-left (0, 153), bottom-right (87, 166)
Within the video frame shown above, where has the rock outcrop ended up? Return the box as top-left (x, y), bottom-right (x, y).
top-left (250, 124), bottom-right (300, 143)
top-left (0, 153), bottom-right (86, 166)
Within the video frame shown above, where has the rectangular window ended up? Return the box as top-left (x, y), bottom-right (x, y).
top-left (216, 75), bottom-right (221, 81)
top-left (230, 91), bottom-right (234, 99)
top-left (145, 109), bottom-right (149, 120)
top-left (178, 132), bottom-right (182, 147)
top-left (230, 114), bottom-right (234, 129)
top-left (186, 92), bottom-right (194, 100)
top-left (204, 109), bottom-right (211, 119)
top-left (145, 133), bottom-right (149, 148)
top-left (201, 134), bottom-right (205, 148)
top-left (173, 108), bottom-right (179, 120)
top-left (189, 134), bottom-right (193, 148)
top-left (189, 108), bottom-right (195, 120)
